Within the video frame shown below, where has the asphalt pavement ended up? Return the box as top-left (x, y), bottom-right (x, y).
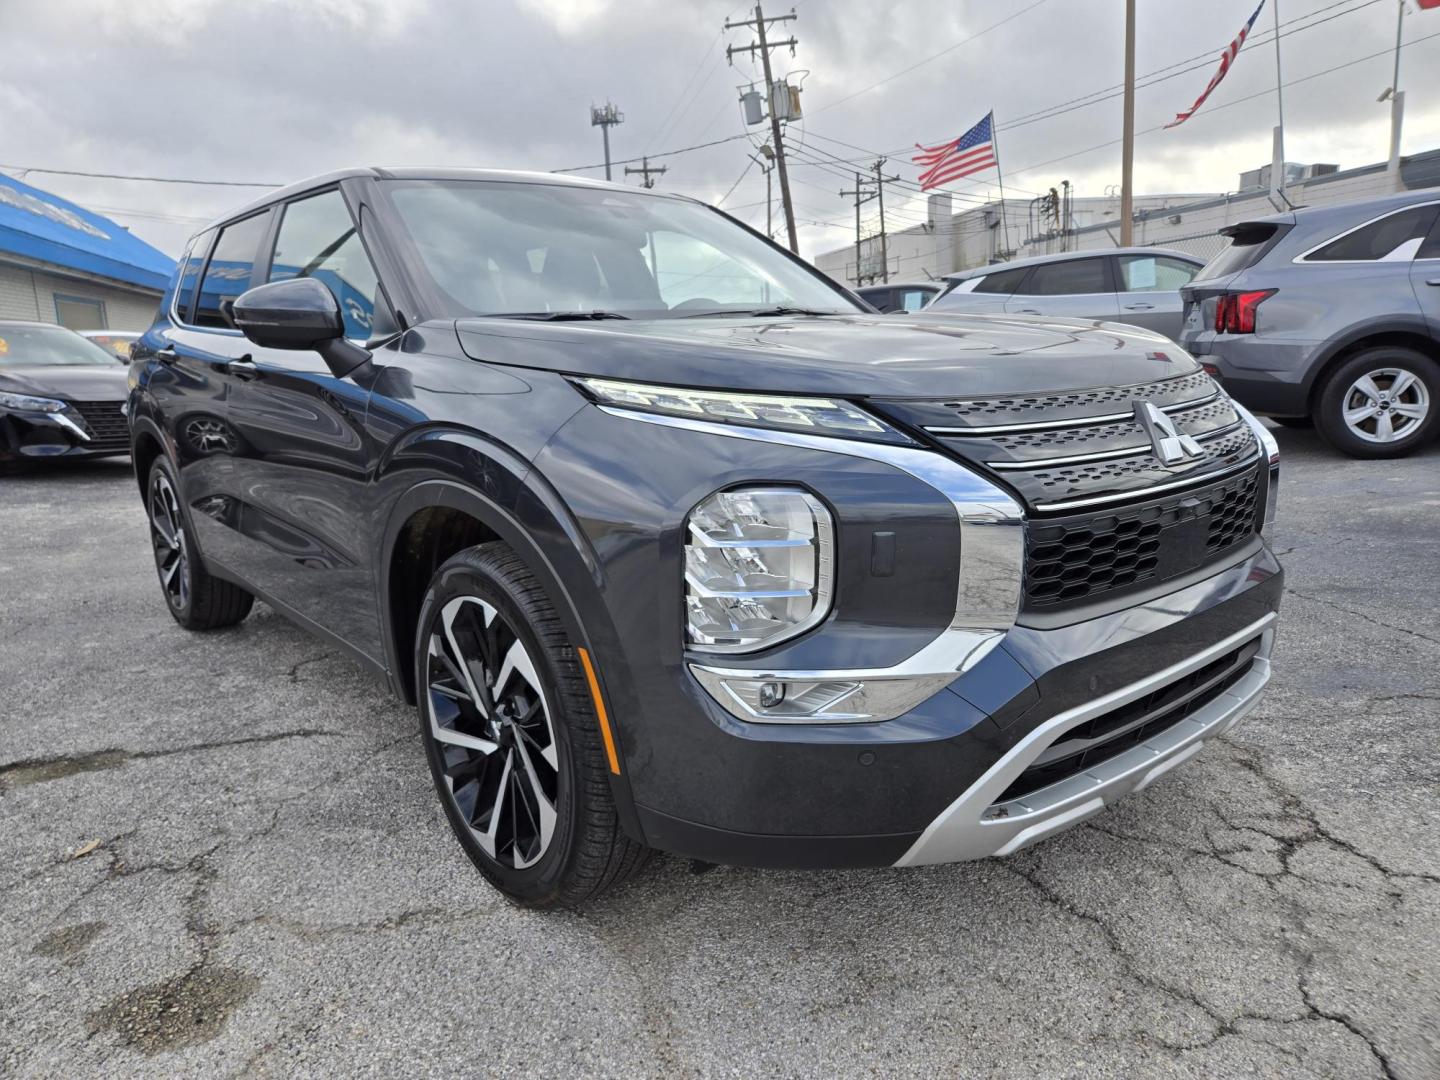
top-left (1, 425), bottom-right (1437, 1079)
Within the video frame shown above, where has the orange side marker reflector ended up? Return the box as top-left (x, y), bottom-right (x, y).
top-left (577, 647), bottom-right (621, 775)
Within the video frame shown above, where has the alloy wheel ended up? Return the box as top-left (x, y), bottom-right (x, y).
top-left (148, 471), bottom-right (191, 609)
top-left (1341, 367), bottom-right (1430, 444)
top-left (424, 596), bottom-right (560, 870)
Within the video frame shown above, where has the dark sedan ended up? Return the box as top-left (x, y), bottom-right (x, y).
top-left (0, 321), bottom-right (133, 466)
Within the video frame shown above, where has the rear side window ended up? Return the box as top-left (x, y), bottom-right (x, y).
top-left (172, 234), bottom-right (209, 322)
top-left (1305, 205), bottom-right (1439, 262)
top-left (1198, 223), bottom-right (1289, 280)
top-left (267, 190), bottom-right (383, 340)
top-left (896, 288), bottom-right (932, 311)
top-left (194, 214), bottom-right (269, 328)
top-left (1116, 255), bottom-right (1199, 291)
top-left (1022, 258), bottom-right (1108, 296)
top-left (972, 267), bottom-right (1028, 295)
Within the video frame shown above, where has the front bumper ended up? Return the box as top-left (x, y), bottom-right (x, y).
top-left (0, 405), bottom-right (129, 462)
top-left (898, 613), bottom-right (1272, 864)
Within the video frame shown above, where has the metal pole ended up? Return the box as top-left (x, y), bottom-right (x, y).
top-left (766, 165), bottom-right (773, 239)
top-left (602, 124), bottom-right (612, 182)
top-left (854, 172), bottom-right (862, 284)
top-left (1392, 0), bottom-right (1404, 92)
top-left (1272, 0), bottom-right (1285, 185)
top-left (875, 159), bottom-right (890, 283)
top-left (1120, 0), bottom-right (1136, 247)
top-left (990, 114), bottom-right (1012, 258)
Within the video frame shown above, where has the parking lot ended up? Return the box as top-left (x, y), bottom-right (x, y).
top-left (0, 426), bottom-right (1435, 1079)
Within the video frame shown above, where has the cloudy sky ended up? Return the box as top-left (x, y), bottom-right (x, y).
top-left (3, 0), bottom-right (1437, 260)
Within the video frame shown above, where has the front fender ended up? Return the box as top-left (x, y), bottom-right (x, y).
top-left (373, 428), bottom-right (647, 844)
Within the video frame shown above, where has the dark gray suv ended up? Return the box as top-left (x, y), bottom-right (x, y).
top-left (128, 168), bottom-right (1282, 906)
top-left (1179, 191), bottom-right (1440, 458)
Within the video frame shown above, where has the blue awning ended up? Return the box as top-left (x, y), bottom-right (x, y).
top-left (0, 173), bottom-right (176, 292)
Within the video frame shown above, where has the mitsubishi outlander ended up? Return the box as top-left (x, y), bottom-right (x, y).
top-left (127, 169), bottom-right (1283, 906)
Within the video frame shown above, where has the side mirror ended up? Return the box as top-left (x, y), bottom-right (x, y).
top-left (232, 278), bottom-right (370, 379)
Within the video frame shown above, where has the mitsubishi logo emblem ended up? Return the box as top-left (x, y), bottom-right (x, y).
top-left (1133, 401), bottom-right (1203, 465)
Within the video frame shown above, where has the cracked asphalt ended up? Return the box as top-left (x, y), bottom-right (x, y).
top-left (1, 424), bottom-right (1437, 1079)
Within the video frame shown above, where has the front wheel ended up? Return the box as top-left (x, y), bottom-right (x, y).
top-left (146, 458), bottom-right (253, 629)
top-left (415, 543), bottom-right (650, 907)
top-left (1314, 348), bottom-right (1439, 459)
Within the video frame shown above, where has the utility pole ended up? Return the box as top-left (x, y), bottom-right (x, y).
top-left (1119, 0), bottom-right (1136, 246)
top-left (749, 147), bottom-right (774, 237)
top-left (871, 158), bottom-right (902, 283)
top-left (1380, 0), bottom-right (1405, 184)
top-left (624, 156), bottom-right (667, 188)
top-left (726, 4), bottom-right (799, 253)
top-left (839, 171), bottom-right (877, 285)
top-left (590, 102), bottom-right (624, 181)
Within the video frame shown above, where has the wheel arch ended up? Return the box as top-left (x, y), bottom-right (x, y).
top-left (129, 415), bottom-right (168, 497)
top-left (376, 431), bottom-right (646, 841)
top-left (1303, 319), bottom-right (1440, 408)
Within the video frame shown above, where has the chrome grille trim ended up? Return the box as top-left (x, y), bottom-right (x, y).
top-left (925, 392), bottom-right (1219, 436)
top-left (1033, 452), bottom-right (1262, 512)
top-left (987, 419), bottom-right (1247, 471)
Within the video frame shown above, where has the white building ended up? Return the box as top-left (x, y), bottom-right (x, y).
top-left (815, 149), bottom-right (1440, 286)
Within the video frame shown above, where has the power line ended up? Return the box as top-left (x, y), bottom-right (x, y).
top-left (552, 132), bottom-right (752, 174)
top-left (0, 164), bottom-right (280, 187)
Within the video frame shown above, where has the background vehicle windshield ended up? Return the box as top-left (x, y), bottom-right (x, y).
top-left (0, 324), bottom-right (120, 367)
top-left (382, 180), bottom-right (861, 318)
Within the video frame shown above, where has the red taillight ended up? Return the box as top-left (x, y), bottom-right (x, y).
top-left (1214, 289), bottom-right (1276, 334)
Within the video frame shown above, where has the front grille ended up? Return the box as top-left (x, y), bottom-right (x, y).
top-left (998, 635), bottom-right (1263, 804)
top-left (1019, 426), bottom-right (1256, 505)
top-left (69, 399), bottom-right (129, 451)
top-left (930, 371), bottom-right (1215, 429)
top-left (1025, 470), bottom-right (1260, 607)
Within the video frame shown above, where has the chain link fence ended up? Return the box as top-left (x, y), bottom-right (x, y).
top-left (1143, 231), bottom-right (1229, 263)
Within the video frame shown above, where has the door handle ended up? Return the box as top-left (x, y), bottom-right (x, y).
top-left (156, 346), bottom-right (179, 365)
top-left (1016, 308), bottom-right (1041, 314)
top-left (1426, 278), bottom-right (1440, 286)
top-left (1123, 302), bottom-right (1155, 310)
top-left (223, 357), bottom-right (259, 379)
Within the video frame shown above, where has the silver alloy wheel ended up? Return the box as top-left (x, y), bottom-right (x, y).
top-left (424, 596), bottom-right (559, 869)
top-left (148, 471), bottom-right (190, 609)
top-left (1341, 367), bottom-right (1430, 444)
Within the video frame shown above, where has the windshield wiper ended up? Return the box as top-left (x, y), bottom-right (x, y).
top-left (680, 305), bottom-right (844, 318)
top-left (479, 310), bottom-right (632, 321)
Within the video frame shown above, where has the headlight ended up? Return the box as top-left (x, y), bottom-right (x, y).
top-left (0, 391), bottom-right (67, 413)
top-left (685, 487), bottom-right (833, 652)
top-left (577, 377), bottom-right (913, 443)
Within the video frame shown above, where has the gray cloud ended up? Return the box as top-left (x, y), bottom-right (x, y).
top-left (2, 0), bottom-right (1435, 258)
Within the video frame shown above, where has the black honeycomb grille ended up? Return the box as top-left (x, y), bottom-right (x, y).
top-left (1023, 428), bottom-right (1256, 503)
top-left (986, 399), bottom-right (1237, 455)
top-left (1024, 470), bottom-right (1261, 608)
top-left (69, 400), bottom-right (129, 451)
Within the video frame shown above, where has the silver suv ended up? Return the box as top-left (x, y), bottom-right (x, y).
top-left (1179, 191), bottom-right (1440, 459)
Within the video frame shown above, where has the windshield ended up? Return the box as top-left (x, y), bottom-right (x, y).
top-left (381, 179), bottom-right (860, 319)
top-left (0, 324), bottom-right (120, 367)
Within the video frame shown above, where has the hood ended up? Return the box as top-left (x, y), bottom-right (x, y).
top-left (0, 363), bottom-right (131, 402)
top-left (455, 312), bottom-right (1197, 399)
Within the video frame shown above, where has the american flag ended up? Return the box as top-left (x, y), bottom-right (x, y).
top-left (1165, 1), bottom-right (1265, 129)
top-left (913, 113), bottom-right (997, 192)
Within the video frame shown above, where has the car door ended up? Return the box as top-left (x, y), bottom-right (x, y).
top-left (221, 187), bottom-right (389, 659)
top-left (144, 214), bottom-right (276, 574)
top-left (1003, 256), bottom-right (1120, 322)
top-left (1412, 207), bottom-right (1440, 337)
top-left (1113, 254), bottom-right (1202, 339)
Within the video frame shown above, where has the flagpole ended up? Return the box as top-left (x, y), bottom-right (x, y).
top-left (1270, 0), bottom-right (1286, 196)
top-left (989, 111), bottom-right (1012, 260)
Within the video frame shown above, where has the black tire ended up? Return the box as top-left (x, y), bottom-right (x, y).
top-left (145, 458), bottom-right (253, 629)
top-left (414, 543), bottom-right (650, 908)
top-left (1271, 416), bottom-right (1312, 429)
top-left (1314, 347), bottom-right (1440, 459)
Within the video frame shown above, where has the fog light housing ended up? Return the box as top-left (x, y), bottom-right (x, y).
top-left (684, 487), bottom-right (833, 653)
